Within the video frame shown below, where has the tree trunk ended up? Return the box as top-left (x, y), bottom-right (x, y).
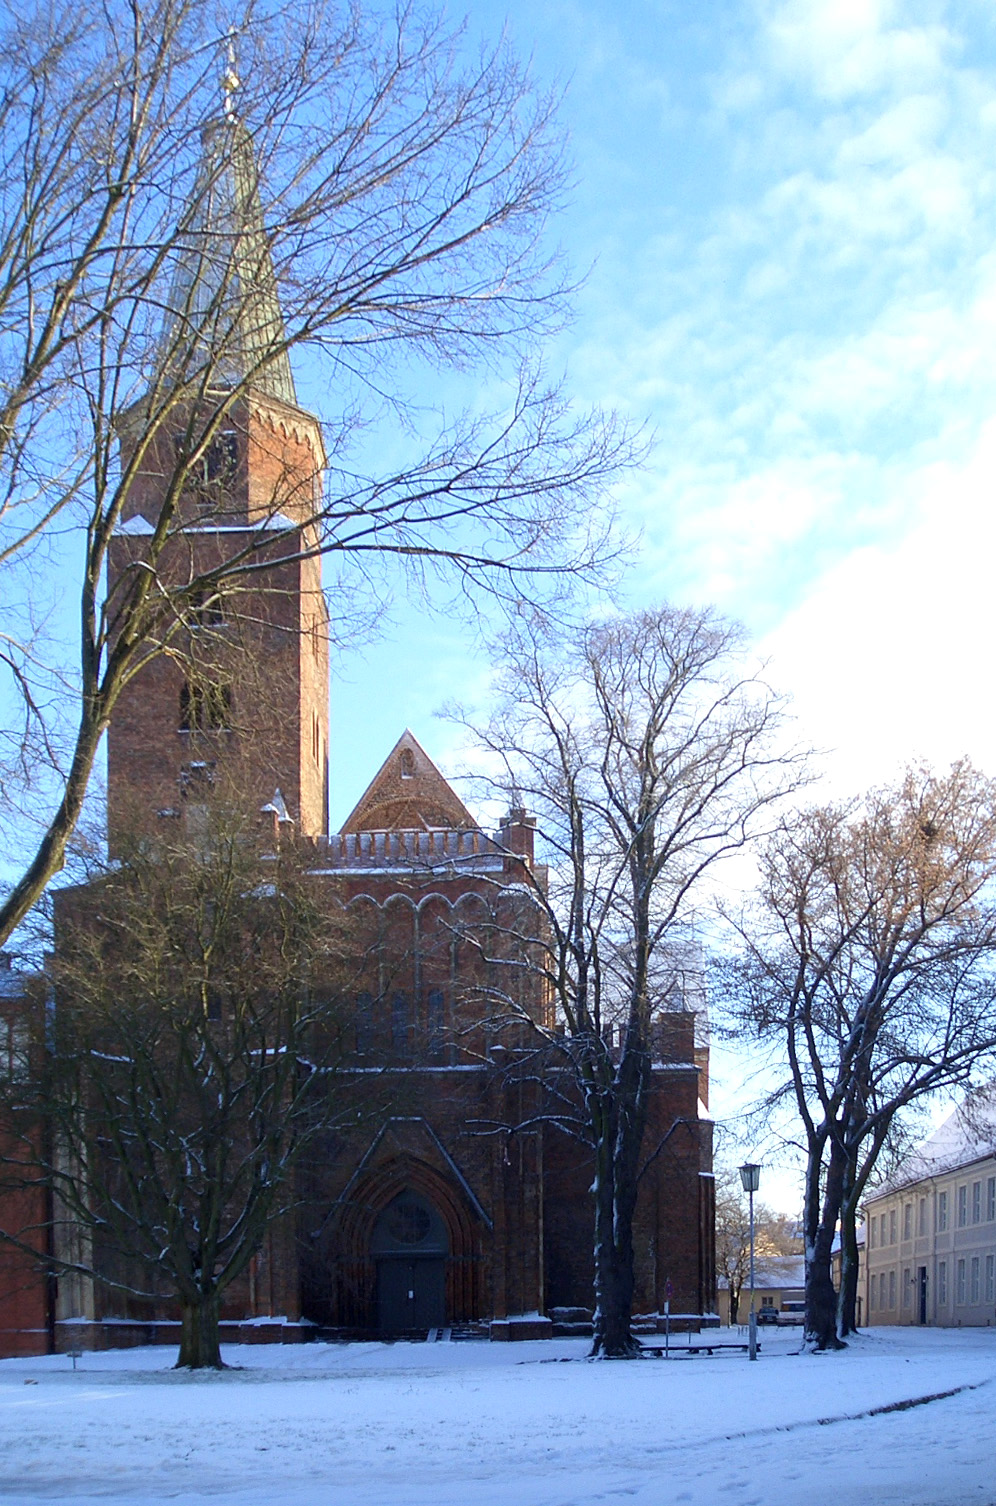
top-left (729, 1282), bottom-right (740, 1327)
top-left (176, 1291), bottom-right (224, 1369)
top-left (803, 1135), bottom-right (846, 1351)
top-left (837, 1172), bottom-right (862, 1336)
top-left (589, 1080), bottom-right (644, 1359)
top-left (591, 1179), bottom-right (641, 1358)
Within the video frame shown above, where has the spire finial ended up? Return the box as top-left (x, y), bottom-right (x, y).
top-left (222, 30), bottom-right (241, 120)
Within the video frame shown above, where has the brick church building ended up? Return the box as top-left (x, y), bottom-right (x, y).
top-left (0, 110), bottom-right (716, 1355)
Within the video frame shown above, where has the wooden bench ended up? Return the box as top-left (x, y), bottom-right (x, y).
top-left (641, 1342), bottom-right (758, 1357)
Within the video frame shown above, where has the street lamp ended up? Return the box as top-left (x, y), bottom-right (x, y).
top-left (739, 1162), bottom-right (762, 1361)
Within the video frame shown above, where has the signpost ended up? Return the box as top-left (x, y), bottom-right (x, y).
top-left (664, 1278), bottom-right (673, 1358)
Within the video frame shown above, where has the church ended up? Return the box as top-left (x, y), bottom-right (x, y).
top-left (0, 108), bottom-right (715, 1355)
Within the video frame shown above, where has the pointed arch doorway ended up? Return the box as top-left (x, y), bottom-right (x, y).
top-left (370, 1190), bottom-right (449, 1332)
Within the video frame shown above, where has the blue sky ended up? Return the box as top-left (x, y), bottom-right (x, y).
top-left (329, 0), bottom-right (996, 829)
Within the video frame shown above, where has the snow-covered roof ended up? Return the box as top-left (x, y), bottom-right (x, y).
top-left (116, 511), bottom-right (297, 536)
top-left (830, 1225), bottom-right (866, 1256)
top-left (260, 788), bottom-right (292, 822)
top-left (755, 1255), bottom-right (805, 1289)
top-left (870, 1085), bottom-right (996, 1199)
top-left (718, 1254), bottom-right (805, 1292)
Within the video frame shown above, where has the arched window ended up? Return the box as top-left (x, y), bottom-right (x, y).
top-left (355, 991), bottom-right (374, 1054)
top-left (391, 991), bottom-right (410, 1053)
top-left (179, 681), bottom-right (232, 732)
top-left (370, 1192), bottom-right (448, 1258)
top-left (399, 747), bottom-right (415, 778)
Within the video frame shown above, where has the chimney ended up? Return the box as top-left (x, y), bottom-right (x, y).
top-left (498, 802), bottom-right (536, 867)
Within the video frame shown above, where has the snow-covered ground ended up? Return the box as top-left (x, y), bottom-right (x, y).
top-left (1, 1327), bottom-right (994, 1506)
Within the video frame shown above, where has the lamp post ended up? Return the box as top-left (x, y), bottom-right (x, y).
top-left (739, 1162), bottom-right (762, 1361)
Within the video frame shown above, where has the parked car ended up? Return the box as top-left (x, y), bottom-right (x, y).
top-left (776, 1301), bottom-right (805, 1325)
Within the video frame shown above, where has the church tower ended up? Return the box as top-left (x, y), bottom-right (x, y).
top-left (106, 108), bottom-right (329, 851)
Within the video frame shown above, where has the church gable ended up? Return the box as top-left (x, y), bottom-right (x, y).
top-left (340, 730), bottom-right (475, 833)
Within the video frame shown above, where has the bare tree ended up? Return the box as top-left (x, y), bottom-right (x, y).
top-left (0, 0), bottom-right (633, 948)
top-left (727, 762), bottom-right (996, 1351)
top-left (458, 605), bottom-right (802, 1357)
top-left (0, 805), bottom-right (376, 1369)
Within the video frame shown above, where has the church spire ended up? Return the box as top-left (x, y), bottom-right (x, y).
top-left (162, 70), bottom-right (297, 408)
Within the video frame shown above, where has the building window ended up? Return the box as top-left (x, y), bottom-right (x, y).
top-left (888, 1270), bottom-right (897, 1309)
top-left (902, 1268), bottom-right (911, 1307)
top-left (869, 1277), bottom-right (876, 1311)
top-left (970, 1257), bottom-right (980, 1305)
top-left (988, 1177), bottom-right (995, 1222)
top-left (391, 991), bottom-right (410, 1052)
top-left (938, 1191), bottom-right (948, 1232)
top-left (425, 987), bottom-right (447, 1063)
top-left (972, 1181), bottom-right (982, 1225)
top-left (188, 585), bottom-right (225, 628)
top-left (957, 1259), bottom-right (966, 1304)
top-left (918, 1198), bottom-right (927, 1236)
top-left (426, 987), bottom-right (445, 1031)
top-left (179, 760), bottom-right (216, 797)
top-left (0, 1017), bottom-right (30, 1083)
top-left (986, 1255), bottom-right (995, 1304)
top-left (903, 1203), bottom-right (912, 1240)
top-left (205, 431), bottom-right (238, 484)
top-left (175, 430), bottom-right (238, 493)
top-left (400, 747), bottom-right (415, 779)
top-left (869, 1220), bottom-right (876, 1251)
top-left (179, 681), bottom-right (232, 732)
top-left (355, 991), bottom-right (374, 1054)
top-left (958, 1185), bottom-right (968, 1227)
top-left (312, 711), bottom-right (321, 766)
top-left (938, 1261), bottom-right (947, 1305)
top-left (889, 1208), bottom-right (897, 1245)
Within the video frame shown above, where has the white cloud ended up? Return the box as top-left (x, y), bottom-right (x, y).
top-left (562, 0), bottom-right (996, 643)
top-left (762, 0), bottom-right (953, 100)
top-left (760, 415), bottom-right (996, 792)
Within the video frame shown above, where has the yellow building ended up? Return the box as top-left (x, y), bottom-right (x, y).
top-left (717, 1256), bottom-right (805, 1327)
top-left (863, 1087), bottom-right (996, 1328)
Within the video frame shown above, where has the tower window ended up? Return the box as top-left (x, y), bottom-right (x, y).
top-left (205, 431), bottom-right (238, 484)
top-left (188, 585), bottom-right (225, 628)
top-left (179, 761), bottom-right (216, 796)
top-left (312, 711), bottom-right (320, 765)
top-left (400, 748), bottom-right (415, 779)
top-left (175, 430), bottom-right (238, 493)
top-left (179, 682), bottom-right (232, 732)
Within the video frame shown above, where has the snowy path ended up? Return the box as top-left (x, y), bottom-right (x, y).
top-left (0, 1329), bottom-right (994, 1506)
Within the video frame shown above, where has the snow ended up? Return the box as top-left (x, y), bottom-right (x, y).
top-left (114, 513), bottom-right (298, 536)
top-left (876, 1083), bottom-right (996, 1196)
top-left (0, 1328), bottom-right (994, 1505)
